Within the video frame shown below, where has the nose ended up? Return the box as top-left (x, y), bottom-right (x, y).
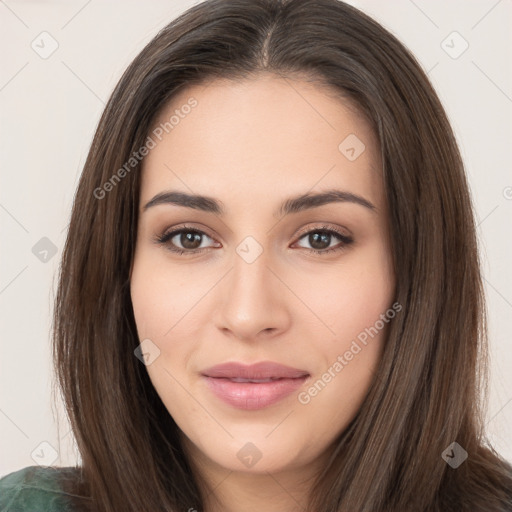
top-left (214, 245), bottom-right (291, 342)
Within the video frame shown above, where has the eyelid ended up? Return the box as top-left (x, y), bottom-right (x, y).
top-left (293, 223), bottom-right (351, 241)
top-left (157, 223), bottom-right (217, 242)
top-left (291, 224), bottom-right (354, 254)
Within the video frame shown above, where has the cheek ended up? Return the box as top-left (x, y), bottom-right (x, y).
top-left (291, 245), bottom-right (394, 347)
top-left (297, 276), bottom-right (394, 433)
top-left (290, 240), bottom-right (394, 408)
top-left (130, 257), bottom-right (199, 428)
top-left (298, 327), bottom-right (385, 444)
top-left (333, 267), bottom-right (393, 343)
top-left (130, 250), bottom-right (207, 382)
top-left (297, 245), bottom-right (395, 425)
top-left (130, 250), bottom-right (204, 339)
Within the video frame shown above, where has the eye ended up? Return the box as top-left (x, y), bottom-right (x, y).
top-left (155, 224), bottom-right (353, 256)
top-left (155, 224), bottom-right (220, 255)
top-left (293, 225), bottom-right (354, 254)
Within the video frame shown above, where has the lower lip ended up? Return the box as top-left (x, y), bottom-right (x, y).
top-left (202, 376), bottom-right (308, 410)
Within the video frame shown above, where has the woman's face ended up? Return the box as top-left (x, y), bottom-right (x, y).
top-left (130, 74), bottom-right (395, 478)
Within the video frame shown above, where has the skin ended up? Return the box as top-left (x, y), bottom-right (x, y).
top-left (130, 74), bottom-right (396, 512)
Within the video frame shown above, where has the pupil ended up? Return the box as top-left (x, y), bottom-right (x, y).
top-left (182, 231), bottom-right (201, 249)
top-left (310, 232), bottom-right (330, 250)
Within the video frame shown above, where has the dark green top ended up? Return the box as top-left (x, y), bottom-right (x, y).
top-left (0, 466), bottom-right (85, 511)
top-left (2, 463), bottom-right (512, 511)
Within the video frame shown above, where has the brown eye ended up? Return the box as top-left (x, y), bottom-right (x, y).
top-left (307, 231), bottom-right (332, 250)
top-left (294, 226), bottom-right (353, 254)
top-left (175, 230), bottom-right (204, 250)
top-left (156, 226), bottom-right (220, 255)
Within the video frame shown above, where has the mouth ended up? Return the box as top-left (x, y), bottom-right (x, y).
top-left (201, 361), bottom-right (310, 410)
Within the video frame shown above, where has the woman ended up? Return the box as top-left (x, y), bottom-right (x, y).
top-left (1, 0), bottom-right (511, 510)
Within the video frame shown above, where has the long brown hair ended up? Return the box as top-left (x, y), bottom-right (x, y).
top-left (53, 0), bottom-right (512, 510)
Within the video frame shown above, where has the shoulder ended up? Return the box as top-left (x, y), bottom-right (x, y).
top-left (0, 465), bottom-right (86, 512)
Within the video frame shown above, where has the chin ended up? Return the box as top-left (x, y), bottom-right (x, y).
top-left (184, 428), bottom-right (312, 474)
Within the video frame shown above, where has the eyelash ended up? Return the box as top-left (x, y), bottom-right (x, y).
top-left (155, 224), bottom-right (354, 256)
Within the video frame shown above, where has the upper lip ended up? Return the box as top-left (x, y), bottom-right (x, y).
top-left (201, 361), bottom-right (309, 380)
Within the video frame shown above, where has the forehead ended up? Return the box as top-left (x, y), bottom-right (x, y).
top-left (140, 75), bottom-right (383, 213)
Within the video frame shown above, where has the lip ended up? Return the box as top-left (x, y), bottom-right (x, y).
top-left (201, 361), bottom-right (310, 410)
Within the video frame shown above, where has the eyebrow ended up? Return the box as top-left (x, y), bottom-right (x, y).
top-left (142, 188), bottom-right (376, 217)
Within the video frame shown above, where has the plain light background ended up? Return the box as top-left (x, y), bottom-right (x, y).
top-left (0, 0), bottom-right (511, 476)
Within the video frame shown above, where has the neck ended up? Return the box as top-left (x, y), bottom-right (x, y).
top-left (204, 465), bottom-right (316, 512)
